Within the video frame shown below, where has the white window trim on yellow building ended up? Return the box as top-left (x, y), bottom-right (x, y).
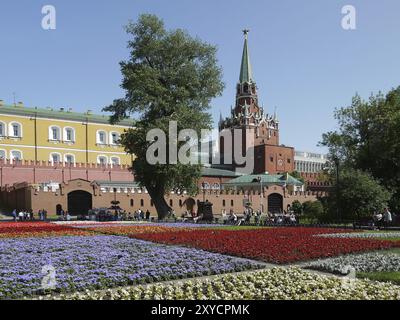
top-left (0, 113), bottom-right (131, 129)
top-left (49, 152), bottom-right (62, 164)
top-left (0, 143), bottom-right (127, 155)
top-left (110, 156), bottom-right (121, 166)
top-left (63, 127), bottom-right (75, 143)
top-left (97, 155), bottom-right (108, 165)
top-left (49, 125), bottom-right (62, 141)
top-left (10, 149), bottom-right (23, 160)
top-left (9, 122), bottom-right (23, 138)
top-left (0, 109), bottom-right (132, 165)
top-left (109, 131), bottom-right (120, 145)
top-left (96, 130), bottom-right (107, 145)
top-left (0, 121), bottom-right (7, 137)
top-left (64, 153), bottom-right (76, 165)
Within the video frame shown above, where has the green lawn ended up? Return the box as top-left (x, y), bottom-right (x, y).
top-left (362, 230), bottom-right (400, 234)
top-left (357, 271), bottom-right (400, 285)
top-left (378, 248), bottom-right (400, 255)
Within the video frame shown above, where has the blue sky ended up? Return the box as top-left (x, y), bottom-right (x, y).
top-left (0, 0), bottom-right (399, 152)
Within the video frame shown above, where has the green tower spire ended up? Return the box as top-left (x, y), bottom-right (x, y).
top-left (239, 29), bottom-right (253, 84)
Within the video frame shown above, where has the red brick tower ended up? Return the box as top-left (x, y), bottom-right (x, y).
top-left (219, 30), bottom-right (294, 174)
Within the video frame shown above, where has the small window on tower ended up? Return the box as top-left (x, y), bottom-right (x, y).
top-left (270, 157), bottom-right (274, 162)
top-left (287, 159), bottom-right (291, 164)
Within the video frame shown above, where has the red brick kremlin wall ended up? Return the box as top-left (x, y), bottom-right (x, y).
top-left (0, 160), bottom-right (134, 187)
top-left (0, 179), bottom-right (323, 217)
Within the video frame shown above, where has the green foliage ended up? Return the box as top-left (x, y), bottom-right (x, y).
top-left (291, 200), bottom-right (303, 215)
top-left (357, 272), bottom-right (400, 285)
top-left (327, 169), bottom-right (391, 221)
top-left (320, 87), bottom-right (400, 213)
top-left (104, 14), bottom-right (224, 218)
top-left (302, 201), bottom-right (324, 223)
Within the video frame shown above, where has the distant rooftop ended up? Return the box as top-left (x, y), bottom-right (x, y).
top-left (0, 100), bottom-right (134, 126)
top-left (224, 173), bottom-right (304, 187)
top-left (294, 151), bottom-right (328, 161)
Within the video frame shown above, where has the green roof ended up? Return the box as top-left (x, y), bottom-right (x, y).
top-left (201, 167), bottom-right (241, 177)
top-left (224, 173), bottom-right (304, 187)
top-left (0, 103), bottom-right (134, 126)
top-left (239, 32), bottom-right (254, 84)
top-left (93, 181), bottom-right (138, 187)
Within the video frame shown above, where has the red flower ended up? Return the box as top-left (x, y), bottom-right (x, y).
top-left (0, 222), bottom-right (93, 238)
top-left (132, 227), bottom-right (400, 264)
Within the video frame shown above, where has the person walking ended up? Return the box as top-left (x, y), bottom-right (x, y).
top-left (383, 208), bottom-right (393, 229)
top-left (373, 211), bottom-right (383, 230)
top-left (18, 210), bottom-right (24, 222)
top-left (12, 209), bottom-right (17, 222)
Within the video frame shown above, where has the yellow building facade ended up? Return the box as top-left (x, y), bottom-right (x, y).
top-left (0, 101), bottom-right (133, 166)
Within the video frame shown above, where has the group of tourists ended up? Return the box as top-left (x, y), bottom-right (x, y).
top-left (180, 210), bottom-right (204, 223)
top-left (221, 208), bottom-right (297, 226)
top-left (58, 209), bottom-right (71, 221)
top-left (372, 208), bottom-right (396, 229)
top-left (118, 209), bottom-right (151, 221)
top-left (11, 209), bottom-right (48, 222)
top-left (265, 212), bottom-right (297, 225)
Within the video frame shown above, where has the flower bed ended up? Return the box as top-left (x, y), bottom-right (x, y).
top-left (306, 252), bottom-right (400, 274)
top-left (0, 222), bottom-right (93, 238)
top-left (40, 267), bottom-right (400, 300)
top-left (85, 225), bottom-right (196, 236)
top-left (0, 235), bottom-right (263, 299)
top-left (74, 222), bottom-right (224, 229)
top-left (318, 232), bottom-right (400, 239)
top-left (132, 228), bottom-right (400, 264)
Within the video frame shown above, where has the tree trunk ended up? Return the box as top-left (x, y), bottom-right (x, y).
top-left (147, 186), bottom-right (171, 220)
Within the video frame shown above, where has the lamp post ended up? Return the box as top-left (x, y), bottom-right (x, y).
top-left (257, 176), bottom-right (263, 213)
top-left (325, 156), bottom-right (341, 222)
top-left (331, 156), bottom-right (341, 223)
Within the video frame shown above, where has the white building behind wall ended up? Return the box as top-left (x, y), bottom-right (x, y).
top-left (294, 151), bottom-right (328, 174)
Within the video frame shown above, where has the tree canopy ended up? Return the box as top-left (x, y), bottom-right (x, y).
top-left (326, 169), bottom-right (391, 221)
top-left (321, 86), bottom-right (400, 214)
top-left (104, 14), bottom-right (224, 218)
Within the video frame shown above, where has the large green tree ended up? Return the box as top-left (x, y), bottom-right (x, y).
top-left (325, 169), bottom-right (391, 221)
top-left (321, 86), bottom-right (400, 212)
top-left (104, 14), bottom-right (224, 218)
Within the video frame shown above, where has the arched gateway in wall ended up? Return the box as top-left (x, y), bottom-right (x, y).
top-left (67, 190), bottom-right (92, 216)
top-left (267, 193), bottom-right (283, 213)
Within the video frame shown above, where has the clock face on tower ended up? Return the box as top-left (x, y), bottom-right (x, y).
top-left (278, 159), bottom-right (283, 166)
